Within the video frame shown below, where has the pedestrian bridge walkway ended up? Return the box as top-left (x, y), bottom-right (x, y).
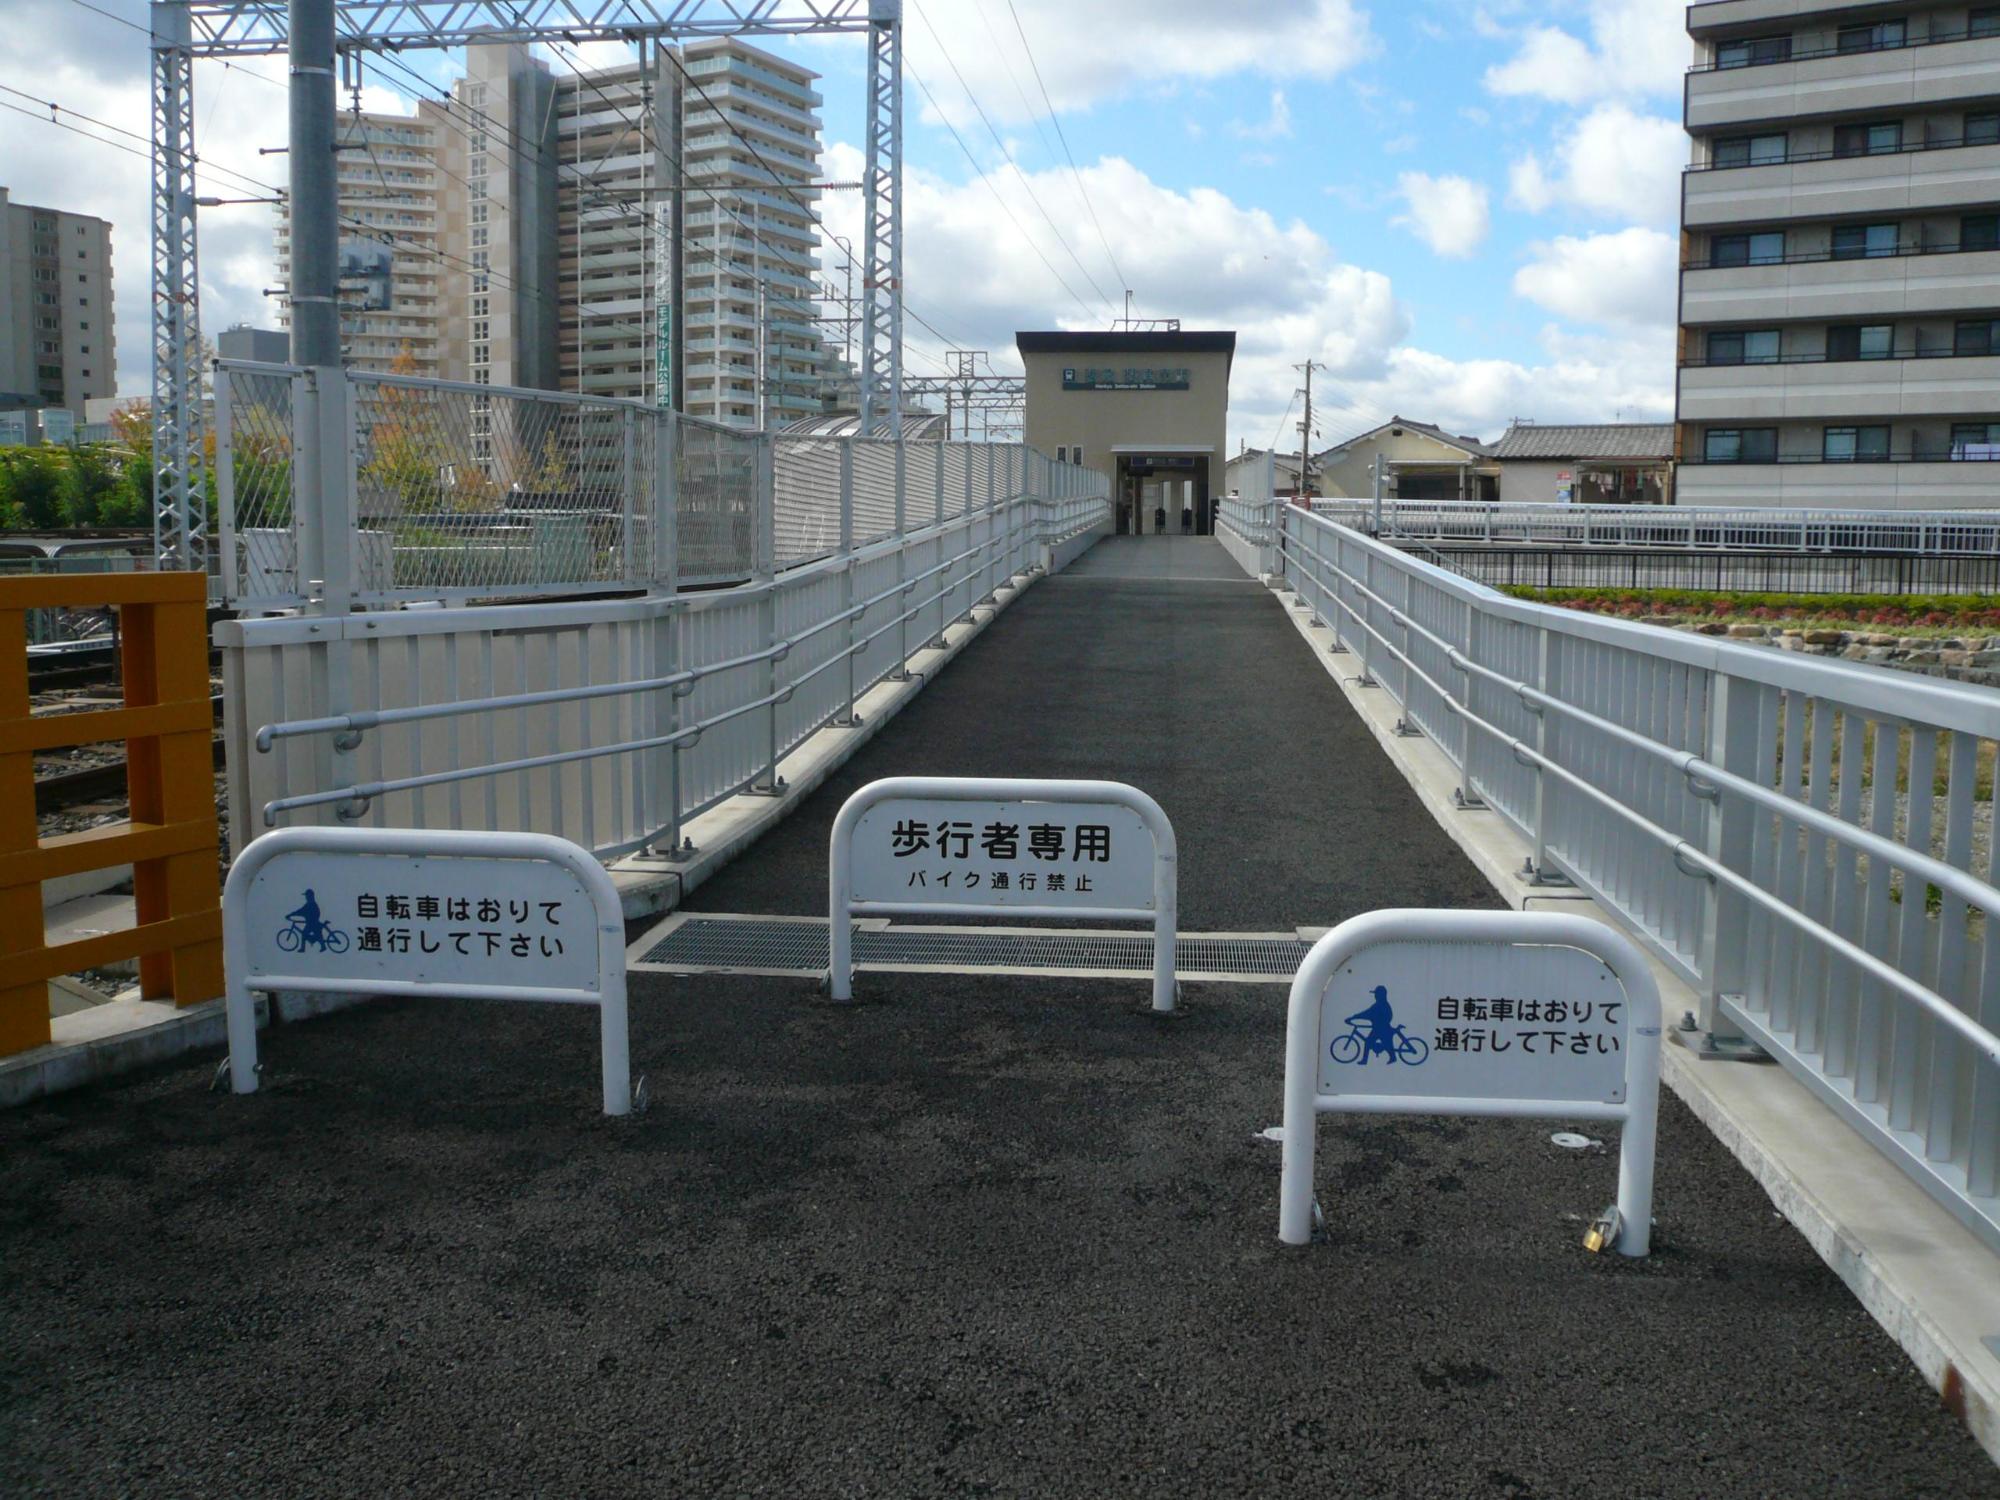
top-left (4, 534), bottom-right (1997, 1496)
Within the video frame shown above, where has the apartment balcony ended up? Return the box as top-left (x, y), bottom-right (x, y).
top-left (1677, 456), bottom-right (2000, 508)
top-left (1687, 33), bottom-right (2000, 131)
top-left (1682, 244), bottom-right (2000, 321)
top-left (1680, 352), bottom-right (2000, 420)
top-left (1683, 140), bottom-right (2000, 227)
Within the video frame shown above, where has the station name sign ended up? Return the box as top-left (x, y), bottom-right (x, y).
top-left (1062, 365), bottom-right (1191, 391)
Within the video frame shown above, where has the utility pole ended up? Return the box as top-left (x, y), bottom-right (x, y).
top-left (1294, 358), bottom-right (1322, 499)
top-left (288, 0), bottom-right (339, 366)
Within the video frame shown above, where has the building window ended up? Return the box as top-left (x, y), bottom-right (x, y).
top-left (1713, 133), bottom-right (1787, 168)
top-left (1710, 230), bottom-right (1785, 267)
top-left (1071, 446), bottom-right (1083, 467)
top-left (1974, 8), bottom-right (2000, 40)
top-left (1962, 214), bottom-right (2000, 251)
top-left (1706, 329), bottom-right (1780, 365)
top-left (1955, 319), bottom-right (2000, 355)
top-left (1827, 324), bottom-right (1893, 361)
top-left (1704, 428), bottom-right (1778, 463)
top-left (1823, 425), bottom-right (1890, 461)
top-left (1837, 19), bottom-right (1906, 54)
top-left (1967, 113), bottom-right (2000, 147)
top-left (1951, 422), bottom-right (2000, 454)
top-left (1834, 121), bottom-right (1902, 158)
top-left (1832, 222), bottom-right (1899, 259)
top-left (1716, 34), bottom-right (1792, 69)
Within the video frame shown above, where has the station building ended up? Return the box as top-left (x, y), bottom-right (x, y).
top-left (1017, 330), bottom-right (1233, 535)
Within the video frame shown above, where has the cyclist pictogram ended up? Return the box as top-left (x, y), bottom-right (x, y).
top-left (1328, 983), bottom-right (1429, 1066)
top-left (276, 888), bottom-right (349, 954)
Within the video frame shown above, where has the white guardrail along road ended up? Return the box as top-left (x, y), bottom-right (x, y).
top-left (1217, 495), bottom-right (2000, 1253)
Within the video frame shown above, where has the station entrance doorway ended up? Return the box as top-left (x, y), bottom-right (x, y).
top-left (1115, 453), bottom-right (1213, 537)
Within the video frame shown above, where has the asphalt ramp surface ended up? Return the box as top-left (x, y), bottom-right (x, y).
top-left (2, 538), bottom-right (1994, 1495)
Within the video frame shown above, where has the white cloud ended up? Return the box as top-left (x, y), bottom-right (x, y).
top-left (1506, 155), bottom-right (1554, 213)
top-left (1230, 90), bottom-right (1293, 141)
top-left (1391, 172), bottom-right (1490, 259)
top-left (1513, 228), bottom-right (1679, 328)
top-left (1484, 0), bottom-right (1686, 103)
top-left (886, 0), bottom-right (1376, 132)
top-left (814, 143), bottom-right (1668, 455)
top-left (1508, 104), bottom-right (1684, 226)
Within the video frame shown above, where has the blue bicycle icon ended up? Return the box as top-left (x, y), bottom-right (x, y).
top-left (276, 888), bottom-right (348, 954)
top-left (1328, 984), bottom-right (1430, 1066)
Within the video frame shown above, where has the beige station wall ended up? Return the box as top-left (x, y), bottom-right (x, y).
top-left (1021, 346), bottom-right (1232, 500)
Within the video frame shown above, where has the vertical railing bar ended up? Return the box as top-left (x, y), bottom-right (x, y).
top-left (1928, 729), bottom-right (1978, 1161)
top-left (1768, 691), bottom-right (1808, 1033)
top-left (1889, 728), bottom-right (1938, 1132)
top-left (1857, 721), bottom-right (1901, 1103)
top-left (405, 634), bottom-right (426, 830)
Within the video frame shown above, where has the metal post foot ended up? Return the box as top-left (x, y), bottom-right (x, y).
top-left (1453, 787), bottom-right (1485, 810)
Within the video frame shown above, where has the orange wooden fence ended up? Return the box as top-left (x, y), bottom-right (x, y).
top-left (0, 573), bottom-right (222, 1056)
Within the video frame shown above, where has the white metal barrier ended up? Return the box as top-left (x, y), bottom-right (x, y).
top-left (221, 491), bottom-right (1108, 863)
top-left (1216, 497), bottom-right (2000, 1252)
top-left (828, 777), bottom-right (1178, 1012)
top-left (221, 827), bottom-right (631, 1115)
top-left (1280, 909), bottom-right (1661, 1255)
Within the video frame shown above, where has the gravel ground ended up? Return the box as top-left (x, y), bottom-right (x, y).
top-left (1, 540), bottom-right (1993, 1497)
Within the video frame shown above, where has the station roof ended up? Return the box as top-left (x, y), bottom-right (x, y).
top-left (1015, 330), bottom-right (1236, 368)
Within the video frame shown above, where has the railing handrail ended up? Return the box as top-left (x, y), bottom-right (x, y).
top-left (1315, 542), bottom-right (2000, 1064)
top-left (1297, 504), bottom-right (2000, 737)
top-left (252, 504), bottom-right (1092, 828)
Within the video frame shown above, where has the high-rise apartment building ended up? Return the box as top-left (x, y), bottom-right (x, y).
top-left (0, 186), bottom-right (115, 415)
top-left (438, 43), bottom-right (561, 397)
top-left (1679, 2), bottom-right (2000, 507)
top-left (458, 37), bottom-right (829, 424)
top-left (275, 109), bottom-right (445, 373)
top-left (672, 36), bottom-right (828, 426)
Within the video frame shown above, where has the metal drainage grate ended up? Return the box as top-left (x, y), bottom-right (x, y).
top-left (632, 915), bottom-right (1311, 983)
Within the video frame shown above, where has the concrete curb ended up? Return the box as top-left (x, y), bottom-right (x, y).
top-left (1265, 573), bottom-right (2000, 1466)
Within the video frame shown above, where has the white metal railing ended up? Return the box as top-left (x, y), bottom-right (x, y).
top-left (1217, 497), bottom-right (2000, 1251)
top-left (220, 491), bottom-right (1108, 865)
top-left (1313, 498), bottom-right (2000, 555)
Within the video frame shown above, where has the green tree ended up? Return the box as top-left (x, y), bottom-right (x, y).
top-left (60, 446), bottom-right (120, 526)
top-left (2, 449), bottom-right (68, 529)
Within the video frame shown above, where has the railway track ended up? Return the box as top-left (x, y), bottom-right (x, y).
top-left (33, 694), bottom-right (228, 816)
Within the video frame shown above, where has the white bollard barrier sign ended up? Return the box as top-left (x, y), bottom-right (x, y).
top-left (222, 827), bottom-right (631, 1115)
top-left (1279, 909), bottom-right (1662, 1254)
top-left (831, 776), bottom-right (1178, 1010)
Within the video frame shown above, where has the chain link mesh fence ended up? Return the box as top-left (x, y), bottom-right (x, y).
top-left (214, 363), bottom-right (300, 602)
top-left (215, 361), bottom-right (1100, 606)
top-left (676, 415), bottom-right (758, 584)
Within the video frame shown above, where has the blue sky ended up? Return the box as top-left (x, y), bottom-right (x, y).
top-left (5, 1), bottom-right (1686, 452)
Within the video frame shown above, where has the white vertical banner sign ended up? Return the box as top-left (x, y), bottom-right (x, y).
top-left (222, 828), bottom-right (632, 1115)
top-left (831, 776), bottom-right (1178, 1011)
top-left (1279, 909), bottom-right (1662, 1254)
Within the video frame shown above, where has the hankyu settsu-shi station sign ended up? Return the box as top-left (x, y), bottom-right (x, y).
top-left (1279, 909), bottom-right (1663, 1255)
top-left (221, 827), bottom-right (632, 1114)
top-left (830, 777), bottom-right (1178, 1010)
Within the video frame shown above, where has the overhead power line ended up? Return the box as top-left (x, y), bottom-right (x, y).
top-left (1005, 0), bottom-right (1129, 297)
top-left (910, 1), bottom-right (1117, 321)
